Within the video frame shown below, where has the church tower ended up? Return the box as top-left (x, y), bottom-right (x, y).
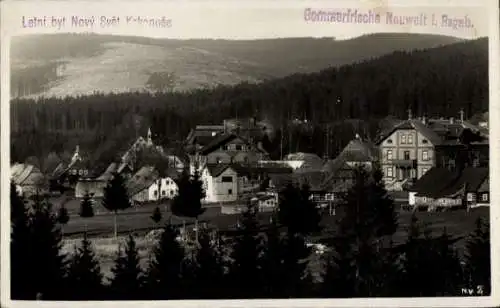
top-left (147, 127), bottom-right (153, 146)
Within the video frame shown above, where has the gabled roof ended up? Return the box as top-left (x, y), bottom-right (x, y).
top-left (377, 119), bottom-right (442, 145)
top-left (205, 164), bottom-right (233, 178)
top-left (199, 133), bottom-right (266, 155)
top-left (200, 134), bottom-right (239, 155)
top-left (337, 138), bottom-right (379, 162)
top-left (11, 163), bottom-right (45, 186)
top-left (412, 167), bottom-right (489, 198)
top-left (435, 168), bottom-right (488, 198)
top-left (410, 168), bottom-right (459, 196)
top-left (478, 178), bottom-right (489, 193)
top-left (127, 166), bottom-right (159, 196)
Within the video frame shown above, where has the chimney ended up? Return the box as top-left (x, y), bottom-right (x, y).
top-left (449, 117), bottom-right (455, 124)
top-left (459, 109), bottom-right (465, 122)
top-left (422, 115), bottom-right (427, 125)
top-left (407, 108), bottom-right (412, 120)
top-left (355, 133), bottom-right (361, 140)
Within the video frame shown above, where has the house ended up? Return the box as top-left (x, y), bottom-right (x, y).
top-left (201, 164), bottom-right (239, 203)
top-left (475, 178), bottom-right (489, 207)
top-left (49, 145), bottom-right (91, 188)
top-left (336, 134), bottom-right (379, 168)
top-left (127, 166), bottom-right (180, 203)
top-left (11, 163), bottom-right (48, 197)
top-left (185, 125), bottom-right (225, 153)
top-left (408, 167), bottom-right (489, 210)
top-left (189, 133), bottom-right (269, 174)
top-left (376, 110), bottom-right (488, 191)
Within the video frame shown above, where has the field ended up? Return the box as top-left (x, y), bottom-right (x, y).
top-left (54, 193), bottom-right (489, 282)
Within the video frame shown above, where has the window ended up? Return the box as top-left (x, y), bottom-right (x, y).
top-left (422, 139), bottom-right (428, 144)
top-left (401, 134), bottom-right (407, 144)
top-left (162, 190), bottom-right (166, 196)
top-left (467, 193), bottom-right (474, 202)
top-left (170, 190), bottom-right (174, 195)
top-left (386, 167), bottom-right (393, 177)
top-left (154, 190), bottom-right (158, 196)
top-left (482, 193), bottom-right (489, 202)
top-left (221, 176), bottom-right (233, 183)
top-left (387, 150), bottom-right (393, 160)
top-left (404, 151), bottom-right (410, 160)
top-left (387, 139), bottom-right (393, 144)
top-left (422, 151), bottom-right (429, 161)
top-left (243, 156), bottom-right (249, 164)
top-left (408, 134), bottom-right (413, 144)
top-left (216, 156), bottom-right (222, 164)
top-left (235, 145), bottom-right (242, 151)
top-left (228, 189), bottom-right (233, 195)
top-left (222, 145), bottom-right (228, 150)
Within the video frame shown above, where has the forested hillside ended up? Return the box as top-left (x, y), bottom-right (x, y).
top-left (10, 38), bottom-right (488, 171)
top-left (11, 33), bottom-right (463, 98)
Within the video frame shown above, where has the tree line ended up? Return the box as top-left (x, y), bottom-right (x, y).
top-left (11, 38), bottom-right (488, 166)
top-left (11, 165), bottom-right (490, 300)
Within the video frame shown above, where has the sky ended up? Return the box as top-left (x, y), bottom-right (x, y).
top-left (0, 0), bottom-right (492, 40)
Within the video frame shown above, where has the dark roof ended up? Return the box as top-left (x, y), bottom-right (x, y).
top-left (377, 119), bottom-right (442, 145)
top-left (338, 138), bottom-right (379, 162)
top-left (206, 164), bottom-right (232, 177)
top-left (478, 178), bottom-right (489, 193)
top-left (199, 134), bottom-right (239, 155)
top-left (127, 166), bottom-right (159, 196)
top-left (436, 168), bottom-right (489, 198)
top-left (410, 168), bottom-right (459, 196)
top-left (413, 167), bottom-right (489, 198)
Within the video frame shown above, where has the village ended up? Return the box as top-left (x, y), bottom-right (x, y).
top-left (11, 107), bottom-right (490, 234)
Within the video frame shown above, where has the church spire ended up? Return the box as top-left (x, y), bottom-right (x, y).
top-left (147, 127), bottom-right (153, 146)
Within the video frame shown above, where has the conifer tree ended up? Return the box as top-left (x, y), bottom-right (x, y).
top-left (171, 169), bottom-right (206, 242)
top-left (110, 234), bottom-right (144, 300)
top-left (260, 214), bottom-right (286, 298)
top-left (399, 216), bottom-right (462, 296)
top-left (10, 182), bottom-right (34, 299)
top-left (228, 201), bottom-right (264, 298)
top-left (432, 228), bottom-right (464, 296)
top-left (277, 183), bottom-right (321, 237)
top-left (464, 217), bottom-right (490, 295)
top-left (151, 206), bottom-right (162, 227)
top-left (189, 229), bottom-right (227, 299)
top-left (79, 191), bottom-right (94, 232)
top-left (66, 233), bottom-right (104, 300)
top-left (27, 193), bottom-right (68, 300)
top-left (276, 184), bottom-right (319, 298)
top-left (102, 172), bottom-right (132, 238)
top-left (322, 166), bottom-right (399, 297)
top-left (56, 204), bottom-right (70, 238)
top-left (146, 223), bottom-right (186, 299)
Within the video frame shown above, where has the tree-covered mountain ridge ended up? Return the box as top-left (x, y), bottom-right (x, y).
top-left (11, 37), bottom-right (488, 167)
top-left (10, 32), bottom-right (464, 99)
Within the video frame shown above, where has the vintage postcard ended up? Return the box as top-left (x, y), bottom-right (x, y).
top-left (1, 0), bottom-right (499, 307)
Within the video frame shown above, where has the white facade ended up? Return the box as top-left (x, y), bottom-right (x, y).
top-left (201, 166), bottom-right (238, 203)
top-left (131, 177), bottom-right (178, 203)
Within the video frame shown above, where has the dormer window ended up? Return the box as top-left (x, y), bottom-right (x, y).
top-left (387, 139), bottom-right (393, 144)
top-left (422, 139), bottom-right (428, 144)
